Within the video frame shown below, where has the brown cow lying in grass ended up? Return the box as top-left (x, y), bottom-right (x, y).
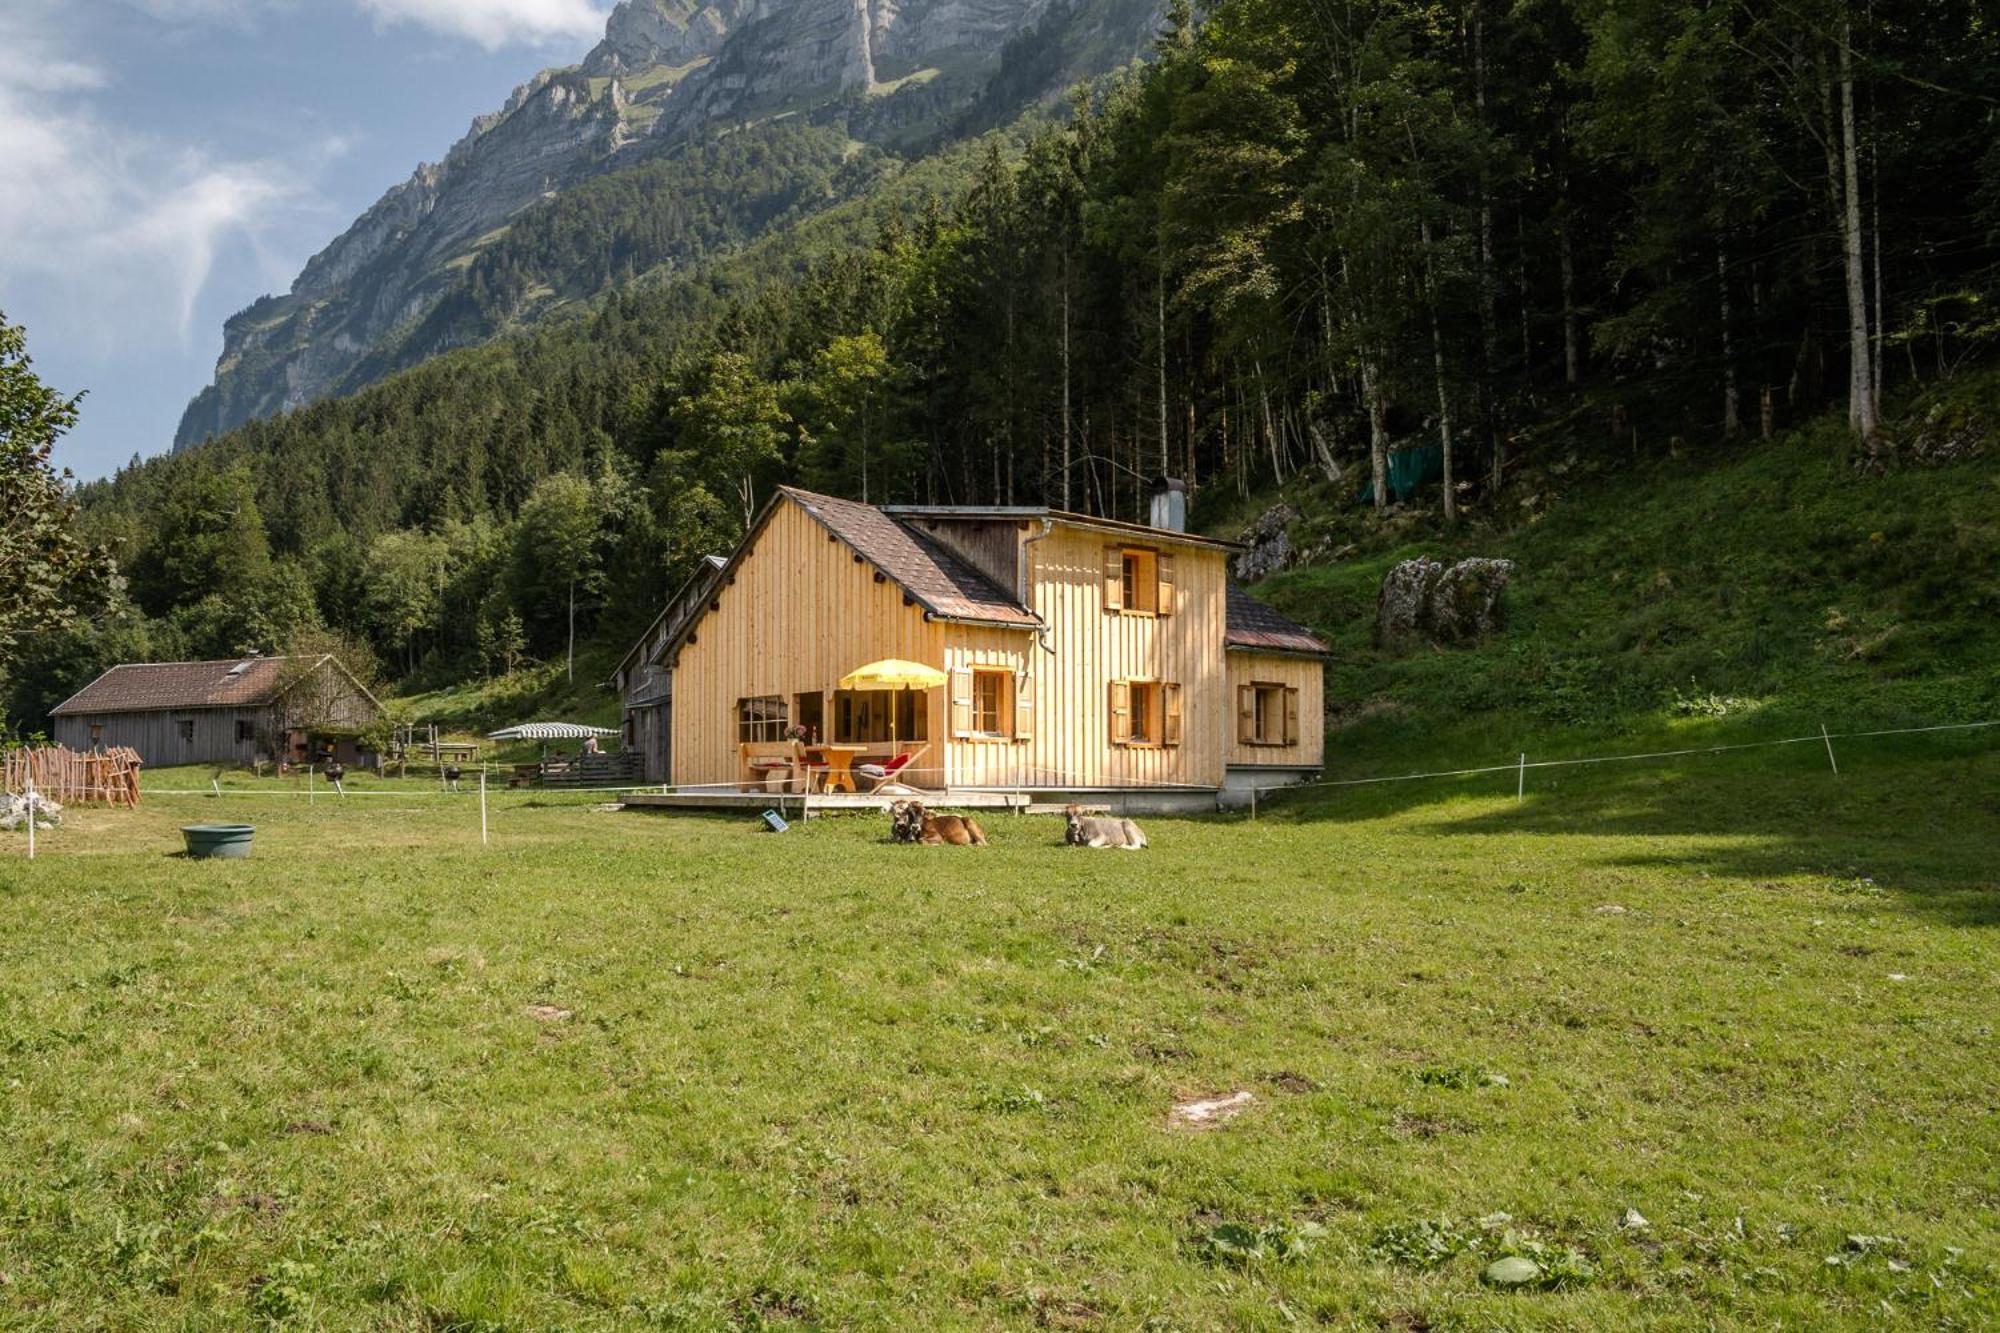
top-left (1063, 804), bottom-right (1148, 849)
top-left (890, 801), bottom-right (988, 846)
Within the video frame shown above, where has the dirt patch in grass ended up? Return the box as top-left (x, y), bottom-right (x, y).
top-left (1169, 1090), bottom-right (1255, 1129)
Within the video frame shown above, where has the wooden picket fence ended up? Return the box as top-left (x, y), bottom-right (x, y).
top-left (2, 746), bottom-right (143, 808)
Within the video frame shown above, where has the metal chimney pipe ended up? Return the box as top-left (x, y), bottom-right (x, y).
top-left (1148, 476), bottom-right (1187, 532)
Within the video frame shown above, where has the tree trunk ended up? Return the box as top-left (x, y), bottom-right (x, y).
top-left (1157, 270), bottom-right (1170, 477)
top-left (1473, 0), bottom-right (1501, 492)
top-left (1718, 244), bottom-right (1740, 439)
top-left (1060, 273), bottom-right (1073, 509)
top-left (1185, 395), bottom-right (1198, 488)
top-left (1516, 212), bottom-right (1532, 369)
top-left (1256, 361), bottom-right (1284, 485)
top-left (1361, 354), bottom-right (1389, 514)
top-left (1838, 20), bottom-right (1879, 445)
top-left (1560, 221), bottom-right (1579, 386)
top-left (1421, 219), bottom-right (1458, 524)
top-left (1870, 129), bottom-right (1884, 416)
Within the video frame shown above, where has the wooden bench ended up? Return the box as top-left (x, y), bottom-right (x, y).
top-left (739, 741), bottom-right (800, 792)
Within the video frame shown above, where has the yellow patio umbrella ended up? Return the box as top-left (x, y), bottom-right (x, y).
top-left (837, 659), bottom-right (949, 691)
top-left (837, 658), bottom-right (948, 755)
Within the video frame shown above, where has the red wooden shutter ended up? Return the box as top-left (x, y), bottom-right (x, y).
top-left (1283, 687), bottom-right (1301, 746)
top-left (1109, 679), bottom-right (1132, 745)
top-left (1012, 671), bottom-right (1033, 741)
top-left (1103, 547), bottom-right (1124, 611)
top-left (1237, 685), bottom-right (1256, 744)
top-left (1156, 552), bottom-right (1176, 616)
top-left (1163, 682), bottom-right (1183, 746)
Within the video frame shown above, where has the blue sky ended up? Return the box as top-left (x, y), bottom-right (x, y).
top-left (0, 0), bottom-right (614, 482)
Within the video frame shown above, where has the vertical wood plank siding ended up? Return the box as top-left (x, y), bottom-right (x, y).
top-left (996, 523), bottom-right (1228, 789)
top-left (49, 663), bottom-right (378, 770)
top-left (1224, 652), bottom-right (1327, 768)
top-left (671, 498), bottom-right (949, 787)
top-left (670, 495), bottom-right (1302, 792)
top-left (53, 708), bottom-right (264, 769)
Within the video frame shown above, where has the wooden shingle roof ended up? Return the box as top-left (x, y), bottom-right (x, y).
top-left (51, 656), bottom-right (364, 716)
top-left (781, 487), bottom-right (1040, 628)
top-left (1225, 584), bottom-right (1330, 656)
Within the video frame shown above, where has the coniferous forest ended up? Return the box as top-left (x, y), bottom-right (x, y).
top-left (8, 0), bottom-right (1999, 727)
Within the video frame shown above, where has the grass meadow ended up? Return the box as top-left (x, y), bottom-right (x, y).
top-left (0, 731), bottom-right (1996, 1329)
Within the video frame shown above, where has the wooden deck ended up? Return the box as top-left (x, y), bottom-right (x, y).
top-left (621, 789), bottom-right (1030, 817)
top-left (621, 784), bottom-right (1228, 818)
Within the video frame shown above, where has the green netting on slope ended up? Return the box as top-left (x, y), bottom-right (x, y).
top-left (1357, 444), bottom-right (1445, 505)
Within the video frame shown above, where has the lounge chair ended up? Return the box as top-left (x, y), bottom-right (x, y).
top-left (855, 744), bottom-right (928, 793)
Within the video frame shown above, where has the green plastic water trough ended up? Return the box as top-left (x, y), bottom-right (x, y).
top-left (181, 824), bottom-right (255, 859)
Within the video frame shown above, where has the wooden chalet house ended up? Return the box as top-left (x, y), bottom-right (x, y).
top-left (616, 482), bottom-right (1329, 810)
top-left (51, 655), bottom-right (381, 769)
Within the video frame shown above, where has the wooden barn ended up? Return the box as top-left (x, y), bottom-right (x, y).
top-left (619, 482), bottom-right (1328, 811)
top-left (51, 655), bottom-right (382, 770)
top-left (613, 555), bottom-right (728, 784)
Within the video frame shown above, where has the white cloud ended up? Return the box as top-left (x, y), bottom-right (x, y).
top-left (0, 12), bottom-right (109, 92)
top-left (355, 0), bottom-right (608, 50)
top-left (115, 0), bottom-right (607, 49)
top-left (0, 8), bottom-right (330, 354)
top-left (116, 0), bottom-right (290, 23)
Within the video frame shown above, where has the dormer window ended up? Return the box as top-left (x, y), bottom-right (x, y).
top-left (1103, 546), bottom-right (1175, 616)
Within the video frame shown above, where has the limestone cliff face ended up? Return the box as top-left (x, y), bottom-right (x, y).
top-left (175, 0), bottom-right (1153, 451)
top-left (177, 67), bottom-right (637, 447)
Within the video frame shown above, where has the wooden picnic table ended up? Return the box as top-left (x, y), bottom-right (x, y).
top-left (803, 744), bottom-right (866, 793)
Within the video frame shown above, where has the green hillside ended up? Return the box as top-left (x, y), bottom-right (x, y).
top-left (1242, 386), bottom-right (2000, 771)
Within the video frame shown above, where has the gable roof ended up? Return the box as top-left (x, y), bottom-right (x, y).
top-left (650, 486), bottom-right (1040, 670)
top-left (883, 503), bottom-right (1243, 551)
top-left (1225, 583), bottom-right (1331, 656)
top-left (615, 554), bottom-right (728, 680)
top-left (52, 656), bottom-right (378, 717)
top-left (649, 486), bottom-right (1329, 665)
top-left (780, 488), bottom-right (1040, 628)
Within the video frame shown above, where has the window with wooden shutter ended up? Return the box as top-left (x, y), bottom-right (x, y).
top-left (967, 668), bottom-right (1018, 738)
top-left (1108, 679), bottom-right (1132, 745)
top-left (950, 668), bottom-right (974, 738)
top-left (1243, 682), bottom-right (1301, 748)
top-left (1013, 674), bottom-right (1033, 741)
top-left (1125, 681), bottom-right (1161, 744)
top-left (1107, 546), bottom-right (1167, 614)
top-left (1163, 682), bottom-right (1183, 746)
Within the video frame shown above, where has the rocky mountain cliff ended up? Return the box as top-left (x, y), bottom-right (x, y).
top-left (175, 0), bottom-right (1157, 451)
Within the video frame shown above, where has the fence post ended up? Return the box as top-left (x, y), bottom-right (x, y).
top-left (1250, 784), bottom-right (1258, 822)
top-left (1821, 723), bottom-right (1840, 776)
top-left (307, 763), bottom-right (314, 807)
top-left (1517, 753), bottom-right (1527, 803)
top-left (26, 778), bottom-right (36, 861)
top-left (480, 768), bottom-right (489, 847)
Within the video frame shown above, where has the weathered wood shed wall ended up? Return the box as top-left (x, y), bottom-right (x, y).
top-left (51, 657), bottom-right (379, 770)
top-left (53, 707), bottom-right (266, 769)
